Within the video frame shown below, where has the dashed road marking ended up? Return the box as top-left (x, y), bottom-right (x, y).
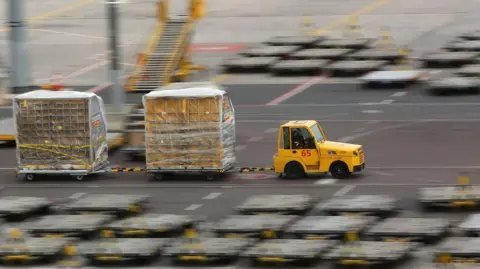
top-left (362, 110), bottom-right (383, 114)
top-left (69, 192), bottom-right (86, 199)
top-left (380, 99), bottom-right (395, 104)
top-left (185, 204), bottom-right (203, 211)
top-left (203, 193), bottom-right (222, 200)
top-left (371, 171), bottom-right (394, 176)
top-left (333, 185), bottom-right (355, 196)
top-left (248, 136), bottom-right (263, 142)
top-left (235, 145), bottom-right (247, 151)
top-left (314, 178), bottom-right (338, 185)
top-left (352, 128), bottom-right (366, 133)
top-left (391, 92), bottom-right (407, 97)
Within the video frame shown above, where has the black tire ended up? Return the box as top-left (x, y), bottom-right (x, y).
top-left (206, 174), bottom-right (216, 181)
top-left (283, 162), bottom-right (305, 179)
top-left (329, 162), bottom-right (351, 179)
top-left (74, 175), bottom-right (85, 181)
top-left (154, 173), bottom-right (164, 181)
top-left (25, 174), bottom-right (35, 181)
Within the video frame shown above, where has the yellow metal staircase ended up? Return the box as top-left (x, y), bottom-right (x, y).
top-left (125, 0), bottom-right (205, 92)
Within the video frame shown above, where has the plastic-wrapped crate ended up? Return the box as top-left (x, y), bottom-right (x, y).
top-left (143, 82), bottom-right (236, 171)
top-left (14, 90), bottom-right (108, 171)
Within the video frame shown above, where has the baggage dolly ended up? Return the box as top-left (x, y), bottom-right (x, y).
top-left (235, 195), bottom-right (315, 215)
top-left (57, 194), bottom-right (150, 217)
top-left (0, 196), bottom-right (55, 221)
top-left (286, 216), bottom-right (378, 240)
top-left (324, 240), bottom-right (418, 267)
top-left (418, 181), bottom-right (480, 210)
top-left (314, 195), bottom-right (399, 217)
top-left (101, 214), bottom-right (203, 238)
top-left (79, 238), bottom-right (170, 265)
top-left (0, 235), bottom-right (73, 265)
top-left (433, 237), bottom-right (480, 263)
top-left (22, 214), bottom-right (115, 239)
top-left (244, 239), bottom-right (338, 266)
top-left (427, 76), bottom-right (480, 95)
top-left (211, 215), bottom-right (297, 239)
top-left (457, 214), bottom-right (480, 237)
top-left (166, 237), bottom-right (255, 264)
top-left (364, 217), bottom-right (451, 244)
top-left (360, 70), bottom-right (426, 88)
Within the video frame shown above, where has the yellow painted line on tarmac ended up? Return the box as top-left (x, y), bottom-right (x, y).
top-left (311, 0), bottom-right (393, 35)
top-left (0, 0), bottom-right (97, 32)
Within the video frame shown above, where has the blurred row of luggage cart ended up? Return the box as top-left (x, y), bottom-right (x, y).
top-left (1, 179), bottom-right (480, 268)
top-left (222, 29), bottom-right (480, 96)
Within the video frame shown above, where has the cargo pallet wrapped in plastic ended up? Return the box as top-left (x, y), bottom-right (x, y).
top-left (143, 83), bottom-right (236, 179)
top-left (14, 90), bottom-right (109, 179)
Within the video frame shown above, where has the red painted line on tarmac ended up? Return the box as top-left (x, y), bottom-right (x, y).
top-left (189, 44), bottom-right (246, 52)
top-left (264, 75), bottom-right (325, 106)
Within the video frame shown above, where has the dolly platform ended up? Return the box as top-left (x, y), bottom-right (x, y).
top-left (457, 214), bottom-right (480, 237)
top-left (315, 195), bottom-right (398, 217)
top-left (324, 241), bottom-right (418, 267)
top-left (80, 238), bottom-right (170, 265)
top-left (23, 214), bottom-right (114, 239)
top-left (58, 194), bottom-right (150, 216)
top-left (0, 237), bottom-right (73, 265)
top-left (418, 185), bottom-right (480, 209)
top-left (433, 237), bottom-right (480, 263)
top-left (360, 70), bottom-right (426, 88)
top-left (0, 196), bottom-right (54, 221)
top-left (235, 195), bottom-right (315, 215)
top-left (166, 238), bottom-right (254, 264)
top-left (286, 216), bottom-right (378, 240)
top-left (211, 215), bottom-right (297, 239)
top-left (365, 217), bottom-right (451, 243)
top-left (244, 239), bottom-right (338, 266)
top-left (102, 214), bottom-right (202, 238)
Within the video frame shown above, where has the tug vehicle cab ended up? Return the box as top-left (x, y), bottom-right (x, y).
top-left (273, 120), bottom-right (365, 179)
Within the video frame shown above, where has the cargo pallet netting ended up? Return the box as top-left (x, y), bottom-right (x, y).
top-left (14, 90), bottom-right (110, 181)
top-left (143, 83), bottom-right (236, 181)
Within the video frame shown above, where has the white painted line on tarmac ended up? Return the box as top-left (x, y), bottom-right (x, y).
top-left (248, 136), bottom-right (263, 142)
top-left (276, 102), bottom-right (480, 107)
top-left (380, 99), bottom-right (394, 104)
top-left (333, 185), bottom-right (355, 196)
top-left (314, 178), bottom-right (338, 185)
top-left (203, 193), bottom-right (222, 200)
top-left (370, 171), bottom-right (394, 176)
top-left (361, 110), bottom-right (383, 114)
top-left (185, 204), bottom-right (203, 211)
top-left (235, 145), bottom-right (247, 151)
top-left (68, 192), bottom-right (86, 199)
top-left (391, 92), bottom-right (407, 97)
top-left (336, 121), bottom-right (423, 143)
top-left (265, 76), bottom-right (324, 106)
top-left (264, 128), bottom-right (278, 133)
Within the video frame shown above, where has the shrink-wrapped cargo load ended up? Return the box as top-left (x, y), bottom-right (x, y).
top-left (143, 82), bottom-right (236, 171)
top-left (14, 90), bottom-right (108, 171)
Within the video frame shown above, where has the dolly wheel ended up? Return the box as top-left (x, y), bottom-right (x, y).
top-left (330, 162), bottom-right (351, 179)
top-left (154, 174), bottom-right (164, 181)
top-left (25, 174), bottom-right (35, 181)
top-left (75, 175), bottom-right (85, 181)
top-left (206, 174), bottom-right (216, 181)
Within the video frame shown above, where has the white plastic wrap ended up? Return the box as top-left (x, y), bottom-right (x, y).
top-left (13, 90), bottom-right (108, 171)
top-left (143, 82), bottom-right (236, 170)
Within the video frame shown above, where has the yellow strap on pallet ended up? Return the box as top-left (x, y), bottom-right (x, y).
top-left (18, 145), bottom-right (91, 167)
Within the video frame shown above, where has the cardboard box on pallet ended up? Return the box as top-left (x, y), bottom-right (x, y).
top-left (13, 90), bottom-right (109, 171)
top-left (143, 82), bottom-right (236, 171)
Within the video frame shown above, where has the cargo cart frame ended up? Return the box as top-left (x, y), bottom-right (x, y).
top-left (147, 162), bottom-right (237, 181)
